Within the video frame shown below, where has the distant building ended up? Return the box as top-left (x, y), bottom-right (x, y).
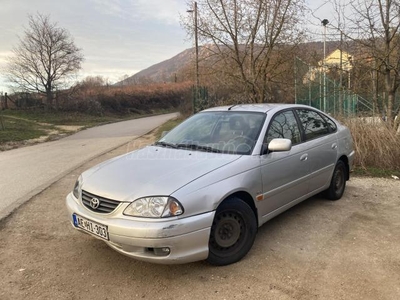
top-left (304, 49), bottom-right (353, 84)
top-left (322, 49), bottom-right (353, 71)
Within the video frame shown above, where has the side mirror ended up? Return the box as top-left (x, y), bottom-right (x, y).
top-left (268, 138), bottom-right (292, 152)
top-left (161, 131), bottom-right (169, 138)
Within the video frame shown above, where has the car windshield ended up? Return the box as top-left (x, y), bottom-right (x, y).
top-left (156, 111), bottom-right (266, 155)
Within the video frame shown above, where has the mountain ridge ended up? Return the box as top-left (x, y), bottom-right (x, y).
top-left (115, 41), bottom-right (349, 86)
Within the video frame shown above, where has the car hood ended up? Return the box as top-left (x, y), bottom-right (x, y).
top-left (81, 146), bottom-right (241, 202)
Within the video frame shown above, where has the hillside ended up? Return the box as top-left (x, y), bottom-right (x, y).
top-left (115, 41), bottom-right (352, 85)
top-left (116, 48), bottom-right (195, 85)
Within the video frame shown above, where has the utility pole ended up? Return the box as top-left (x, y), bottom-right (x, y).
top-left (339, 31), bottom-right (343, 116)
top-left (294, 57), bottom-right (297, 104)
top-left (187, 1), bottom-right (199, 113)
top-left (194, 2), bottom-right (199, 88)
top-left (322, 19), bottom-right (329, 113)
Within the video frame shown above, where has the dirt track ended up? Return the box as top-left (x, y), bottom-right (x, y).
top-left (1, 133), bottom-right (399, 300)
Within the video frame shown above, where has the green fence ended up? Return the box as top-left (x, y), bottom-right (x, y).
top-left (294, 57), bottom-right (371, 116)
top-left (192, 86), bottom-right (211, 113)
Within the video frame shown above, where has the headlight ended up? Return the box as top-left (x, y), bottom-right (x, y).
top-left (72, 175), bottom-right (83, 199)
top-left (123, 196), bottom-right (184, 218)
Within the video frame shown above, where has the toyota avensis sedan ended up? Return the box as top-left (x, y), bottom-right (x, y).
top-left (66, 104), bottom-right (354, 265)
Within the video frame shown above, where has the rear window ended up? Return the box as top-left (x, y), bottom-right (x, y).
top-left (296, 109), bottom-right (330, 140)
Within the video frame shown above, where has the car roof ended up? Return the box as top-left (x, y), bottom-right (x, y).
top-left (202, 103), bottom-right (310, 114)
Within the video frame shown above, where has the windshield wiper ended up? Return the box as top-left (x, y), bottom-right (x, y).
top-left (176, 143), bottom-right (221, 153)
top-left (154, 141), bottom-right (177, 149)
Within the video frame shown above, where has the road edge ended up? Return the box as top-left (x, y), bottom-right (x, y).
top-left (0, 115), bottom-right (174, 222)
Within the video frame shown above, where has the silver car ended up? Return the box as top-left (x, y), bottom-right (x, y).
top-left (66, 104), bottom-right (354, 265)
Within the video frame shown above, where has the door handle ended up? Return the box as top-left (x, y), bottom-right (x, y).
top-left (332, 143), bottom-right (338, 149)
top-left (300, 154), bottom-right (308, 161)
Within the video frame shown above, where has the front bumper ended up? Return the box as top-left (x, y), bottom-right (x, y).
top-left (66, 192), bottom-right (214, 264)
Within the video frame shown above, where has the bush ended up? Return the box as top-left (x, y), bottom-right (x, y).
top-left (60, 82), bottom-right (192, 116)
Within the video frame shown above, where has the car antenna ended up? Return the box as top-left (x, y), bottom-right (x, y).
top-left (228, 104), bottom-right (236, 111)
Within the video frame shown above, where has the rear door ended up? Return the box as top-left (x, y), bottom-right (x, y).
top-left (259, 110), bottom-right (309, 217)
top-left (295, 109), bottom-right (338, 193)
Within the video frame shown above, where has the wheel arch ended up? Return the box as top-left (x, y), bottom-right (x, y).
top-left (338, 155), bottom-right (350, 180)
top-left (218, 191), bottom-right (259, 227)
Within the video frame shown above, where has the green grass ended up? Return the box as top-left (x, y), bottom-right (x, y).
top-left (2, 110), bottom-right (140, 126)
top-left (0, 116), bottom-right (49, 143)
top-left (0, 110), bottom-right (130, 145)
top-left (353, 167), bottom-right (400, 178)
top-left (0, 108), bottom-right (175, 147)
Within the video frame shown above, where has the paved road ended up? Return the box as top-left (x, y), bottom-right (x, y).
top-left (0, 113), bottom-right (178, 219)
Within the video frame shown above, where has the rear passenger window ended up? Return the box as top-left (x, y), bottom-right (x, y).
top-left (266, 110), bottom-right (301, 145)
top-left (296, 109), bottom-right (329, 140)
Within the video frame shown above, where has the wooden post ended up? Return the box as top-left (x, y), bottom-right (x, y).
top-left (0, 113), bottom-right (4, 130)
top-left (55, 89), bottom-right (59, 110)
top-left (4, 92), bottom-right (8, 109)
top-left (0, 93), bottom-right (5, 130)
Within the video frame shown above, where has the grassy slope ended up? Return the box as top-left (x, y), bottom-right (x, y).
top-left (0, 109), bottom-right (172, 145)
top-left (0, 117), bottom-right (48, 143)
top-left (2, 110), bottom-right (147, 126)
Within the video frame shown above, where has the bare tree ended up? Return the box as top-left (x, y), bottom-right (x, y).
top-left (5, 13), bottom-right (84, 108)
top-left (183, 0), bottom-right (307, 103)
top-left (345, 0), bottom-right (400, 127)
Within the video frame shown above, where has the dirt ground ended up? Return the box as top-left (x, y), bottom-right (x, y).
top-left (0, 133), bottom-right (399, 300)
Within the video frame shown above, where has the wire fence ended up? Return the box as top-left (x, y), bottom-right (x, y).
top-left (192, 57), bottom-right (400, 118)
top-left (294, 57), bottom-right (373, 116)
top-left (192, 85), bottom-right (211, 113)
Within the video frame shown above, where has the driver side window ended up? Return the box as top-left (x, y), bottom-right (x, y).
top-left (265, 110), bottom-right (301, 145)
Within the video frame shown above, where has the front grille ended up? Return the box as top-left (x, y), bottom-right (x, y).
top-left (82, 190), bottom-right (121, 213)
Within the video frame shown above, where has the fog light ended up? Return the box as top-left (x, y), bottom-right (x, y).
top-left (153, 247), bottom-right (170, 256)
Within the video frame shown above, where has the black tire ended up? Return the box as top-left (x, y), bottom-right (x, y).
top-left (207, 197), bottom-right (257, 266)
top-left (325, 160), bottom-right (347, 200)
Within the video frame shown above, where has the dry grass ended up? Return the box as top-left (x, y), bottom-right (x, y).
top-left (342, 117), bottom-right (400, 172)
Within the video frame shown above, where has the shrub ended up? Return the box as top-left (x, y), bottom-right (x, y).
top-left (58, 82), bottom-right (193, 116)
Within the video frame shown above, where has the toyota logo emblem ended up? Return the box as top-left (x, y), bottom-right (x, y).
top-left (90, 198), bottom-right (100, 209)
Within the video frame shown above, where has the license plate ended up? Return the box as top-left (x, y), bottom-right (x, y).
top-left (73, 214), bottom-right (109, 241)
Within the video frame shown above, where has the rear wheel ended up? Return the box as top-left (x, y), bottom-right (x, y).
top-left (325, 160), bottom-right (347, 200)
top-left (207, 197), bottom-right (257, 266)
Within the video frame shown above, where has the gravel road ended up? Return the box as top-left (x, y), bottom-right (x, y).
top-left (0, 132), bottom-right (399, 300)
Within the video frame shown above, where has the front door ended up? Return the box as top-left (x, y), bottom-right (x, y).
top-left (259, 110), bottom-right (310, 218)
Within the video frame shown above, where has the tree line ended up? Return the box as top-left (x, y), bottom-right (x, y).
top-left (182, 0), bottom-right (400, 130)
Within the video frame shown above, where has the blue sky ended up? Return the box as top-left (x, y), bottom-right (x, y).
top-left (0, 0), bottom-right (333, 93)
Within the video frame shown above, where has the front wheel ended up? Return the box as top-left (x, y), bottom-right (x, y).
top-left (207, 197), bottom-right (257, 266)
top-left (325, 160), bottom-right (347, 200)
